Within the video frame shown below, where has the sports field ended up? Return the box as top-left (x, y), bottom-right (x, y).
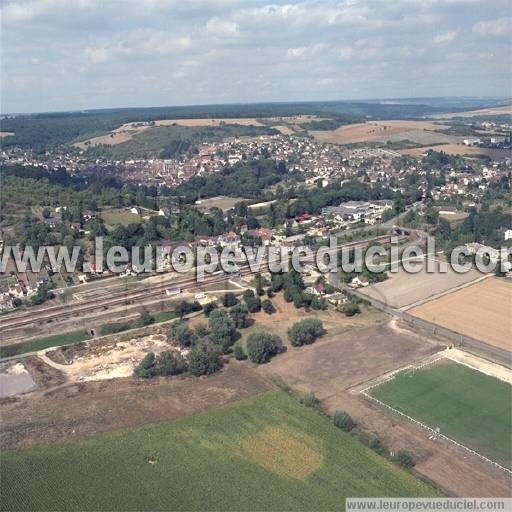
top-left (0, 391), bottom-right (439, 511)
top-left (371, 361), bottom-right (512, 466)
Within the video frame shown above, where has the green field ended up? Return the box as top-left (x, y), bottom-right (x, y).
top-left (0, 391), bottom-right (439, 511)
top-left (371, 361), bottom-right (512, 466)
top-left (0, 330), bottom-right (91, 358)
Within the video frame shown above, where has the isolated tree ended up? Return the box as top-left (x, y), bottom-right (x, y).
top-left (393, 450), bottom-right (415, 469)
top-left (301, 392), bottom-right (319, 408)
top-left (233, 343), bottom-right (247, 361)
top-left (246, 332), bottom-right (283, 364)
top-left (203, 301), bottom-right (218, 316)
top-left (229, 303), bottom-right (250, 329)
top-left (222, 292), bottom-right (238, 307)
top-left (139, 310), bottom-right (154, 326)
top-left (188, 341), bottom-right (223, 376)
top-left (261, 299), bottom-right (275, 314)
top-left (333, 411), bottom-right (355, 432)
top-left (287, 318), bottom-right (325, 347)
top-left (208, 309), bottom-right (237, 352)
top-left (245, 296), bottom-right (261, 313)
top-left (343, 303), bottom-right (361, 317)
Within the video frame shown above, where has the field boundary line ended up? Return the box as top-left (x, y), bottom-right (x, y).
top-left (400, 272), bottom-right (492, 311)
top-left (360, 360), bottom-right (512, 476)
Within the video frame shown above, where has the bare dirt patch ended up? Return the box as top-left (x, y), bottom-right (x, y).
top-left (257, 321), bottom-right (443, 398)
top-left (40, 333), bottom-right (175, 382)
top-left (0, 362), bottom-right (271, 450)
top-left (409, 278), bottom-right (512, 351)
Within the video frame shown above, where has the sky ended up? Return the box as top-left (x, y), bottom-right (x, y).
top-left (1, 0), bottom-right (511, 113)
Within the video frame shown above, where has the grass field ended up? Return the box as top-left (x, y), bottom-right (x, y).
top-left (0, 330), bottom-right (91, 358)
top-left (0, 391), bottom-right (439, 511)
top-left (99, 208), bottom-right (143, 227)
top-left (371, 361), bottom-right (512, 466)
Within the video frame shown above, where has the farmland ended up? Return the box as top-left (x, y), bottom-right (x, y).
top-left (409, 277), bottom-right (512, 350)
top-left (399, 144), bottom-right (512, 161)
top-left (310, 120), bottom-right (457, 146)
top-left (370, 360), bottom-right (512, 466)
top-left (358, 258), bottom-right (484, 309)
top-left (0, 390), bottom-right (440, 511)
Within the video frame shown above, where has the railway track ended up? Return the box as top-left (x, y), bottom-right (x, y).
top-left (0, 234), bottom-right (402, 333)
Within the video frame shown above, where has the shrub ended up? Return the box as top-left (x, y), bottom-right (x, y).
top-left (287, 318), bottom-right (325, 347)
top-left (133, 352), bottom-right (157, 378)
top-left (393, 450), bottom-right (415, 469)
top-left (245, 297), bottom-right (261, 313)
top-left (301, 392), bottom-right (319, 408)
top-left (209, 309), bottom-right (237, 352)
top-left (155, 350), bottom-right (187, 376)
top-left (222, 292), bottom-right (238, 307)
top-left (168, 321), bottom-right (196, 347)
top-left (203, 302), bottom-right (218, 316)
top-left (175, 300), bottom-right (202, 318)
top-left (333, 411), bottom-right (355, 432)
top-left (229, 303), bottom-right (250, 329)
top-left (246, 333), bottom-right (283, 364)
top-left (188, 341), bottom-right (223, 376)
top-left (233, 343), bottom-right (246, 361)
top-left (369, 437), bottom-right (387, 456)
top-left (261, 299), bottom-right (275, 314)
top-left (343, 303), bottom-right (361, 317)
top-left (139, 311), bottom-right (154, 326)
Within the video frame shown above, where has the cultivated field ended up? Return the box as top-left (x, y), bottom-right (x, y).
top-left (0, 391), bottom-right (440, 511)
top-left (370, 360), bottom-right (512, 466)
top-left (194, 195), bottom-right (247, 211)
top-left (358, 258), bottom-right (484, 309)
top-left (399, 144), bottom-right (512, 161)
top-left (311, 120), bottom-right (452, 145)
top-left (99, 207), bottom-right (143, 227)
top-left (74, 118), bottom-right (266, 148)
top-left (434, 105), bottom-right (512, 119)
top-left (409, 277), bottom-right (512, 351)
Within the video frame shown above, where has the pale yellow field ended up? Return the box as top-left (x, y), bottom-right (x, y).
top-left (74, 118), bottom-right (266, 149)
top-left (434, 105), bottom-right (512, 119)
top-left (410, 277), bottom-right (511, 350)
top-left (312, 120), bottom-right (450, 144)
top-left (400, 144), bottom-right (512, 161)
top-left (154, 118), bottom-right (264, 127)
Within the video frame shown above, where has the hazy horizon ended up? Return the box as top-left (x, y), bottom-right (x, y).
top-left (1, 0), bottom-right (511, 114)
